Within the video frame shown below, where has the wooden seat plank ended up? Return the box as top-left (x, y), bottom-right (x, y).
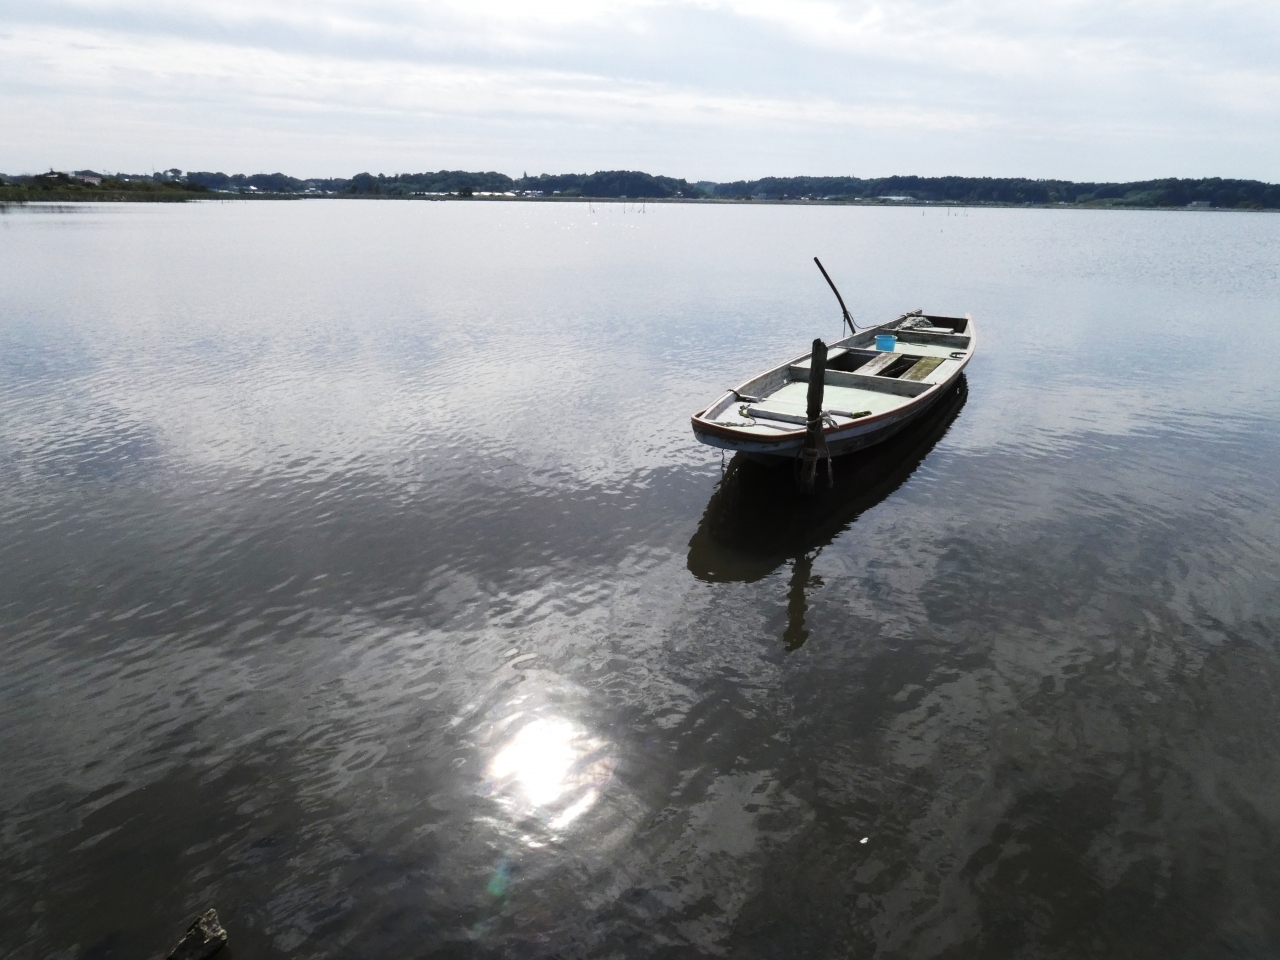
top-left (901, 356), bottom-right (945, 381)
top-left (856, 352), bottom-right (899, 376)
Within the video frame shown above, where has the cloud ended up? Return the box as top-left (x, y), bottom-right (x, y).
top-left (1, 0), bottom-right (1277, 179)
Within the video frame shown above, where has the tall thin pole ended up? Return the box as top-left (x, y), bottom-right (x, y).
top-left (814, 257), bottom-right (855, 337)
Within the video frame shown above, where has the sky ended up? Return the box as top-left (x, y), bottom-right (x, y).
top-left (2, 0), bottom-right (1278, 182)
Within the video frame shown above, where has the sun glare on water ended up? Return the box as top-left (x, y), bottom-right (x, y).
top-left (486, 716), bottom-right (612, 830)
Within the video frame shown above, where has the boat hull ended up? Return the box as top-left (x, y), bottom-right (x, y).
top-left (694, 374), bottom-right (955, 462)
top-left (690, 312), bottom-right (975, 462)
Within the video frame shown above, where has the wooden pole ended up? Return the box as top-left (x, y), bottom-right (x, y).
top-left (799, 338), bottom-right (827, 495)
top-left (814, 258), bottom-right (855, 337)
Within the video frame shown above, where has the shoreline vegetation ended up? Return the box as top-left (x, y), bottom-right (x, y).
top-left (3, 167), bottom-right (1279, 210)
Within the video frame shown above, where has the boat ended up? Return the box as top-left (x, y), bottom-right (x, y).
top-left (690, 309), bottom-right (975, 462)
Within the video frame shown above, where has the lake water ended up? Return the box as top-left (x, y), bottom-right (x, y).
top-left (2, 199), bottom-right (1279, 959)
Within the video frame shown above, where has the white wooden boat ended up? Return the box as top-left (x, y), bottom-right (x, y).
top-left (691, 311), bottom-right (975, 461)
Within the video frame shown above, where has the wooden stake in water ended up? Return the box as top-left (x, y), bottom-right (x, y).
top-left (799, 338), bottom-right (827, 495)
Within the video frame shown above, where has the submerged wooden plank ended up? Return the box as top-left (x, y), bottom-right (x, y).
top-left (901, 356), bottom-right (945, 381)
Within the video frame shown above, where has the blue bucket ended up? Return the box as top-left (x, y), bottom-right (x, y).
top-left (875, 333), bottom-right (897, 352)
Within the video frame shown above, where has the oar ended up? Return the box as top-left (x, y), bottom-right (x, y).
top-left (813, 257), bottom-right (857, 337)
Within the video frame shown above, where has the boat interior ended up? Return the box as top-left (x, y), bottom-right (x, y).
top-left (701, 313), bottom-right (972, 433)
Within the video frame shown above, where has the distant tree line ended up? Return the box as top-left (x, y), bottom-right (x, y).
top-left (167, 171), bottom-right (1280, 207)
top-left (709, 175), bottom-right (1280, 209)
top-left (181, 169), bottom-right (703, 198)
top-left (511, 171), bottom-right (702, 198)
top-left (255, 169), bottom-right (702, 198)
top-left (3, 168), bottom-right (1278, 209)
top-left (0, 170), bottom-right (210, 202)
top-left (185, 171), bottom-right (324, 194)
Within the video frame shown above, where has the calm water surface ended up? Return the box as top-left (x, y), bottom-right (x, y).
top-left (2, 200), bottom-right (1279, 959)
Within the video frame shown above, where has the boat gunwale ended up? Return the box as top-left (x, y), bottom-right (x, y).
top-left (690, 313), bottom-right (975, 449)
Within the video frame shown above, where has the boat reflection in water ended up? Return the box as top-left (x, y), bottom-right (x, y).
top-left (687, 378), bottom-right (968, 650)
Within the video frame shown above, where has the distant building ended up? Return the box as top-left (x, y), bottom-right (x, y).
top-left (1188, 200), bottom-right (1211, 207)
